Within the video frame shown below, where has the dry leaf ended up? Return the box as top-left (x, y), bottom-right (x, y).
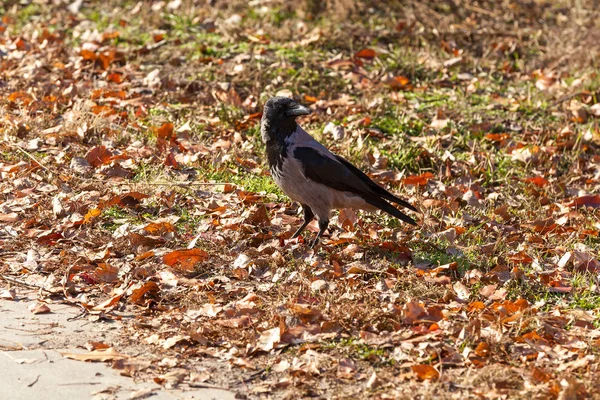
top-left (28, 302), bottom-right (51, 314)
top-left (60, 347), bottom-right (129, 362)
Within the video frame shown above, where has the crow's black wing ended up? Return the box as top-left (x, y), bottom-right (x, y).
top-left (333, 155), bottom-right (418, 212)
top-left (293, 146), bottom-right (417, 225)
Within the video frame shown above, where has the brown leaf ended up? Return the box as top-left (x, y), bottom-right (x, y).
top-left (163, 248), bottom-right (208, 272)
top-left (215, 315), bottom-right (251, 328)
top-left (402, 301), bottom-right (426, 324)
top-left (86, 145), bottom-right (113, 167)
top-left (0, 213), bottom-right (20, 222)
top-left (164, 152), bottom-right (179, 168)
top-left (411, 364), bottom-right (439, 380)
top-left (1, 288), bottom-right (17, 300)
top-left (28, 302), bottom-right (51, 314)
top-left (479, 284), bottom-right (498, 298)
top-left (92, 293), bottom-right (123, 311)
top-left (257, 327), bottom-right (280, 352)
top-left (92, 263), bottom-right (119, 282)
top-left (453, 281), bottom-right (471, 301)
top-left (338, 208), bottom-right (358, 231)
top-left (531, 367), bottom-right (551, 383)
top-left (156, 122), bottom-right (175, 139)
top-left (337, 358), bottom-right (357, 379)
top-left (569, 195), bottom-right (600, 209)
top-left (60, 347), bottom-right (129, 362)
top-left (100, 192), bottom-right (149, 209)
top-left (129, 281), bottom-right (160, 304)
top-left (509, 251), bottom-right (533, 264)
top-left (245, 205), bottom-right (270, 226)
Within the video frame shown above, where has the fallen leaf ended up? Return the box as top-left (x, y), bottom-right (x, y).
top-left (411, 364), bottom-right (439, 380)
top-left (453, 281), bottom-right (471, 301)
top-left (28, 302), bottom-right (51, 314)
top-left (402, 172), bottom-right (434, 186)
top-left (257, 327), bottom-right (280, 352)
top-left (569, 195), bottom-right (600, 208)
top-left (60, 347), bottom-right (129, 362)
top-left (0, 288), bottom-right (16, 300)
top-left (129, 281), bottom-right (160, 304)
top-left (355, 48), bottom-right (376, 59)
top-left (0, 213), bottom-right (20, 222)
top-left (163, 248), bottom-right (208, 272)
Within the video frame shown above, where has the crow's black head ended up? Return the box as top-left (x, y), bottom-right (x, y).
top-left (261, 96), bottom-right (312, 143)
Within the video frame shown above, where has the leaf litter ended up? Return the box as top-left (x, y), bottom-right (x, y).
top-left (0, 0), bottom-right (600, 399)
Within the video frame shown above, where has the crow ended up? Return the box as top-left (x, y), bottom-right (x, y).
top-left (261, 96), bottom-right (418, 248)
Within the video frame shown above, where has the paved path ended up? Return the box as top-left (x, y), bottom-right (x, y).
top-left (0, 289), bottom-right (237, 400)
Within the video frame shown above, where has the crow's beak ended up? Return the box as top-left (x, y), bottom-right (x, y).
top-left (285, 103), bottom-right (312, 117)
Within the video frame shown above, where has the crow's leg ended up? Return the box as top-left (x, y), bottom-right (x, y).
top-left (310, 218), bottom-right (329, 249)
top-left (291, 205), bottom-right (314, 239)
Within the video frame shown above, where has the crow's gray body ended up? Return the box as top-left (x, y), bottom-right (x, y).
top-left (261, 96), bottom-right (417, 247)
top-left (270, 126), bottom-right (375, 221)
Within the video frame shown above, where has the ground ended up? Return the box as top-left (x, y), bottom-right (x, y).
top-left (1, 0), bottom-right (600, 399)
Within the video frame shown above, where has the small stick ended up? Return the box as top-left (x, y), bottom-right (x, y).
top-left (8, 144), bottom-right (53, 175)
top-left (188, 382), bottom-right (231, 390)
top-left (0, 275), bottom-right (45, 290)
top-left (116, 181), bottom-right (237, 187)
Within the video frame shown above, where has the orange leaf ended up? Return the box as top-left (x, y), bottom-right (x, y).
top-left (303, 94), bottom-right (318, 103)
top-left (86, 145), bottom-right (113, 167)
top-left (485, 133), bottom-right (510, 142)
top-left (411, 364), bottom-right (439, 380)
top-left (531, 367), bottom-right (552, 383)
top-left (387, 76), bottom-right (410, 89)
top-left (102, 31), bottom-right (120, 42)
top-left (509, 251), bottom-right (533, 264)
top-left (402, 172), bottom-right (434, 186)
top-left (107, 72), bottom-right (124, 83)
top-left (163, 248), bottom-right (208, 272)
top-left (91, 105), bottom-right (116, 115)
top-left (156, 122), bottom-right (175, 139)
top-left (92, 293), bottom-right (123, 311)
top-left (98, 50), bottom-right (116, 70)
top-left (7, 91), bottom-right (33, 105)
top-left (355, 48), bottom-right (376, 59)
top-left (474, 342), bottom-right (490, 357)
top-left (80, 49), bottom-right (97, 61)
top-left (129, 281), bottom-right (160, 304)
top-left (524, 176), bottom-right (549, 187)
top-left (143, 222), bottom-right (175, 235)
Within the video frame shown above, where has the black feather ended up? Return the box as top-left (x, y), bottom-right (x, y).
top-left (294, 146), bottom-right (416, 223)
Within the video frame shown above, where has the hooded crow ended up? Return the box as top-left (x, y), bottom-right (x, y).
top-left (261, 96), bottom-right (418, 248)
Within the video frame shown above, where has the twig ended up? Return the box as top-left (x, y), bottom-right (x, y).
top-left (464, 4), bottom-right (497, 17)
top-left (237, 368), bottom-right (266, 385)
top-left (188, 382), bottom-right (232, 390)
top-left (548, 91), bottom-right (589, 108)
top-left (0, 275), bottom-right (45, 290)
top-left (8, 144), bottom-right (53, 175)
top-left (27, 375), bottom-right (41, 388)
top-left (115, 181), bottom-right (238, 187)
